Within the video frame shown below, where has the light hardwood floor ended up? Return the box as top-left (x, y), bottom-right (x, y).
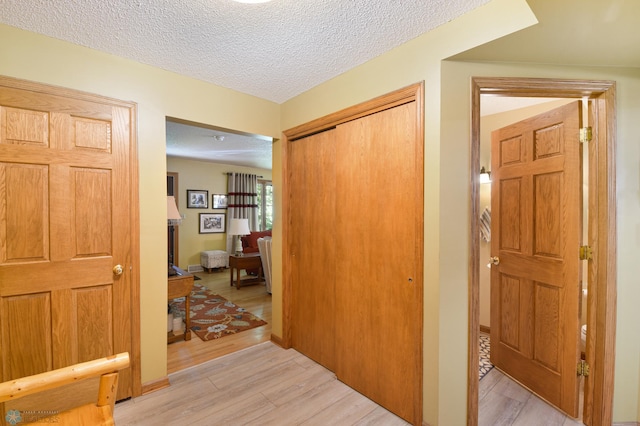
top-left (167, 269), bottom-right (272, 374)
top-left (119, 339), bottom-right (586, 426)
top-left (135, 270), bottom-right (584, 425)
top-left (115, 341), bottom-right (409, 425)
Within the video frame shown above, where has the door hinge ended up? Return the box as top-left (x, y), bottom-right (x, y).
top-left (579, 127), bottom-right (593, 143)
top-left (579, 245), bottom-right (593, 260)
top-left (577, 360), bottom-right (590, 377)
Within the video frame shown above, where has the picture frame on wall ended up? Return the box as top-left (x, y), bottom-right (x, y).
top-left (199, 213), bottom-right (225, 234)
top-left (187, 189), bottom-right (208, 208)
top-left (212, 194), bottom-right (228, 209)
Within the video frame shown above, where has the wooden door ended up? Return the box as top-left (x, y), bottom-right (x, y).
top-left (289, 130), bottom-right (337, 371)
top-left (334, 102), bottom-right (423, 425)
top-left (0, 78), bottom-right (135, 408)
top-left (490, 101), bottom-right (582, 416)
top-left (286, 84), bottom-right (423, 425)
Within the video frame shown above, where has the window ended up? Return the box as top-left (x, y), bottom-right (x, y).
top-left (257, 180), bottom-right (273, 231)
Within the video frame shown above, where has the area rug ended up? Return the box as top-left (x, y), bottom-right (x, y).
top-left (170, 283), bottom-right (267, 341)
top-left (479, 334), bottom-right (494, 380)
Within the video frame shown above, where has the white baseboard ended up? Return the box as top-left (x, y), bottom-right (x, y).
top-left (187, 265), bottom-right (204, 273)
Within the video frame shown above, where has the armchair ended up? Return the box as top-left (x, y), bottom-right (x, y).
top-left (257, 237), bottom-right (273, 294)
top-left (241, 230), bottom-right (272, 275)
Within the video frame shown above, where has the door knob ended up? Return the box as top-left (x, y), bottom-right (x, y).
top-left (113, 264), bottom-right (124, 276)
top-left (490, 256), bottom-right (500, 266)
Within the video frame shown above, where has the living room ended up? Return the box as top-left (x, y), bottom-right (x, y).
top-left (166, 120), bottom-right (273, 373)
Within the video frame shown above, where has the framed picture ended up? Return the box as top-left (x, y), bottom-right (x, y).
top-left (199, 213), bottom-right (225, 234)
top-left (187, 189), bottom-right (208, 208)
top-left (212, 194), bottom-right (228, 209)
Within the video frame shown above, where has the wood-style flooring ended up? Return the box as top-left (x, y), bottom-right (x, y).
top-left (119, 340), bottom-right (584, 426)
top-left (123, 269), bottom-right (585, 425)
top-left (114, 341), bottom-right (409, 425)
top-left (480, 368), bottom-right (584, 426)
top-left (167, 269), bottom-right (272, 374)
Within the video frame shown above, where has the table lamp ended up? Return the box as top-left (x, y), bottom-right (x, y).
top-left (228, 218), bottom-right (251, 256)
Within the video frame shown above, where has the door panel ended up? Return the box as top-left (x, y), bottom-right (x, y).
top-left (74, 285), bottom-right (114, 362)
top-left (287, 93), bottom-right (423, 425)
top-left (335, 102), bottom-right (422, 424)
top-left (534, 172), bottom-right (562, 256)
top-left (1, 293), bottom-right (52, 379)
top-left (2, 163), bottom-right (49, 262)
top-left (0, 81), bottom-right (133, 410)
top-left (533, 282), bottom-right (560, 370)
top-left (73, 168), bottom-right (113, 256)
top-left (490, 101), bottom-right (581, 417)
top-left (289, 130), bottom-right (337, 372)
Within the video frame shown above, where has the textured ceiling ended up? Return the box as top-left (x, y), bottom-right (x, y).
top-left (0, 0), bottom-right (491, 170)
top-left (0, 0), bottom-right (489, 104)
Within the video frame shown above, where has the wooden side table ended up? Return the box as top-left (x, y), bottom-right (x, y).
top-left (167, 266), bottom-right (193, 343)
top-left (229, 253), bottom-right (264, 289)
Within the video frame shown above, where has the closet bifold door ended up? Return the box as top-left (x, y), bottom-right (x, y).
top-left (333, 102), bottom-right (422, 425)
top-left (285, 82), bottom-right (424, 426)
top-left (289, 129), bottom-right (337, 372)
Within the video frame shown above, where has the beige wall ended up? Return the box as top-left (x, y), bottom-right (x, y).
top-left (166, 157), bottom-right (271, 269)
top-left (0, 23), bottom-right (281, 385)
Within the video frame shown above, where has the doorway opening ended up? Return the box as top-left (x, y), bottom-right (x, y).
top-left (469, 77), bottom-right (616, 426)
top-left (165, 117), bottom-right (274, 374)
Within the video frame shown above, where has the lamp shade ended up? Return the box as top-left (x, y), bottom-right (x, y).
top-left (167, 196), bottom-right (182, 221)
top-left (228, 218), bottom-right (250, 235)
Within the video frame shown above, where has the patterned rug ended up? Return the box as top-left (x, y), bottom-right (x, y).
top-left (170, 283), bottom-right (267, 341)
top-left (479, 334), bottom-right (494, 380)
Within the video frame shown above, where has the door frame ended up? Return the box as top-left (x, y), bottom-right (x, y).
top-left (0, 75), bottom-right (142, 398)
top-left (468, 77), bottom-right (616, 426)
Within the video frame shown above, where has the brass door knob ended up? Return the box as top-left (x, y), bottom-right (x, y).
top-left (113, 264), bottom-right (124, 276)
top-left (490, 256), bottom-right (500, 266)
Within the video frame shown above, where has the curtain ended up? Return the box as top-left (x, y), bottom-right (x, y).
top-left (226, 173), bottom-right (259, 254)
